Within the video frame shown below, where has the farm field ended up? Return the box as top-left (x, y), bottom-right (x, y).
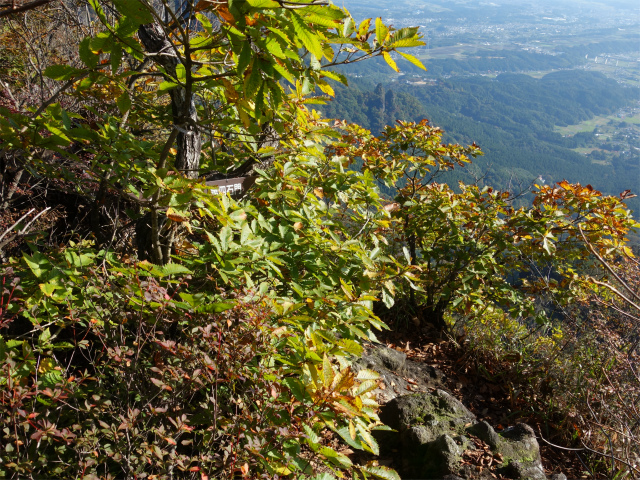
top-left (555, 112), bottom-right (640, 136)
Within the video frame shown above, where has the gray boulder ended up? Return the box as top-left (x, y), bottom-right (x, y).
top-left (356, 344), bottom-right (444, 404)
top-left (358, 344), bottom-right (558, 480)
top-left (378, 390), bottom-right (475, 478)
top-left (494, 424), bottom-right (546, 480)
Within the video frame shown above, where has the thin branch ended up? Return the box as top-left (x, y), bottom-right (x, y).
top-left (590, 279), bottom-right (640, 313)
top-left (0, 0), bottom-right (54, 18)
top-left (579, 225), bottom-right (640, 303)
top-left (0, 208), bottom-right (36, 244)
top-left (0, 207), bottom-right (51, 251)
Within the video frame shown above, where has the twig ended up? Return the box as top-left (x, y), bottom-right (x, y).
top-left (0, 206), bottom-right (50, 244)
top-left (579, 225), bottom-right (640, 304)
top-left (0, 0), bottom-right (54, 18)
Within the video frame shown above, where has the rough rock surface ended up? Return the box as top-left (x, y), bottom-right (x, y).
top-left (359, 344), bottom-right (560, 480)
top-left (356, 343), bottom-right (445, 403)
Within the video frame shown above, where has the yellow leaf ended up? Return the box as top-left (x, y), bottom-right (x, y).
top-left (317, 81), bottom-right (335, 97)
top-left (349, 420), bottom-right (356, 440)
top-left (382, 51), bottom-right (399, 72)
top-left (323, 354), bottom-right (334, 389)
top-left (38, 358), bottom-right (56, 374)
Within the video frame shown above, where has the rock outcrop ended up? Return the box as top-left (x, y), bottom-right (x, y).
top-left (358, 344), bottom-right (558, 480)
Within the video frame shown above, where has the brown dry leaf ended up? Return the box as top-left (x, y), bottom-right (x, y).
top-left (384, 202), bottom-right (401, 213)
top-left (195, 0), bottom-right (235, 24)
top-left (167, 213), bottom-right (187, 222)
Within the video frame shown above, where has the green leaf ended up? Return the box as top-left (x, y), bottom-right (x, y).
top-left (175, 63), bottom-right (187, 82)
top-left (116, 91), bottom-right (131, 114)
top-left (342, 16), bottom-right (355, 37)
top-left (236, 41), bottom-right (252, 76)
top-left (303, 424), bottom-right (320, 445)
top-left (319, 446), bottom-right (352, 468)
top-left (111, 44), bottom-right (123, 73)
top-left (39, 283), bottom-right (57, 297)
top-left (245, 61), bottom-right (262, 99)
top-left (291, 12), bottom-right (324, 60)
top-left (284, 377), bottom-right (308, 402)
top-left (90, 31), bottom-right (112, 54)
top-left (158, 81), bottom-right (179, 94)
top-left (112, 0), bottom-right (154, 24)
top-left (246, 0), bottom-right (279, 7)
top-left (338, 338), bottom-right (363, 356)
top-left (196, 13), bottom-right (213, 34)
top-left (389, 26), bottom-right (420, 43)
top-left (206, 302), bottom-right (235, 313)
top-left (23, 253), bottom-right (51, 279)
top-left (301, 5), bottom-right (345, 20)
top-left (88, 0), bottom-right (107, 23)
top-left (308, 474), bottom-right (337, 480)
top-left (272, 62), bottom-right (295, 84)
top-left (160, 264), bottom-right (193, 277)
top-left (360, 465), bottom-right (400, 480)
top-left (356, 426), bottom-right (380, 455)
top-left (40, 370), bottom-right (64, 389)
top-left (397, 50), bottom-right (427, 70)
top-left (320, 69), bottom-right (348, 85)
top-left (381, 288), bottom-right (394, 308)
top-left (38, 328), bottom-right (52, 345)
top-left (389, 38), bottom-right (424, 48)
top-left (220, 226), bottom-right (233, 252)
top-left (265, 37), bottom-right (286, 59)
top-left (44, 65), bottom-right (83, 81)
top-left (303, 12), bottom-right (341, 29)
top-left (79, 37), bottom-right (98, 68)
top-left (116, 16), bottom-right (141, 37)
top-left (335, 425), bottom-right (363, 449)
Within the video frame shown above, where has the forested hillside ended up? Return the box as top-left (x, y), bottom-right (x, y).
top-left (320, 70), bottom-right (640, 213)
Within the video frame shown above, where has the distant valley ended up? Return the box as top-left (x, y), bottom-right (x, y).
top-left (320, 0), bottom-right (640, 217)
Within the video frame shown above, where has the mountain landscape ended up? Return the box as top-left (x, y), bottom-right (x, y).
top-left (320, 0), bottom-right (640, 217)
top-left (0, 1), bottom-right (639, 479)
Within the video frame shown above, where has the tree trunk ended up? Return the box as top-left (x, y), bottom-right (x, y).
top-left (423, 299), bottom-right (449, 333)
top-left (138, 23), bottom-right (201, 179)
